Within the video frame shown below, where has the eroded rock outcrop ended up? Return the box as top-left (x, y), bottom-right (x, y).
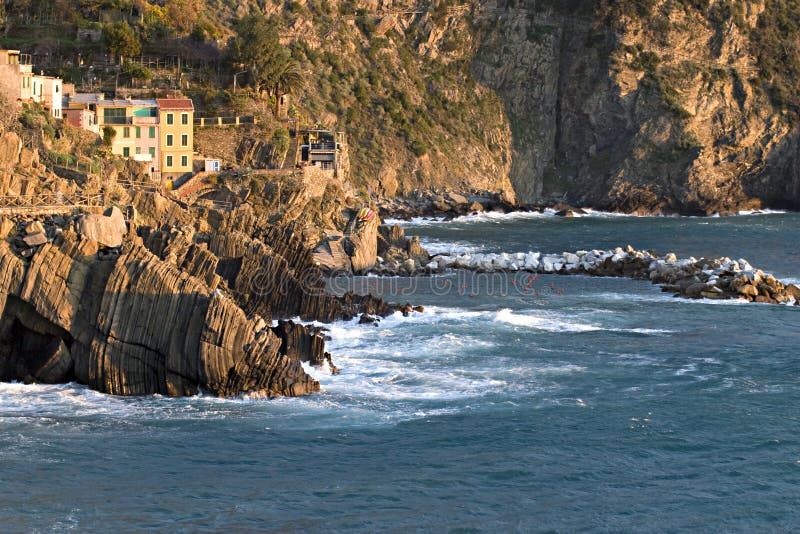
top-left (0, 232), bottom-right (320, 398)
top-left (76, 206), bottom-right (127, 248)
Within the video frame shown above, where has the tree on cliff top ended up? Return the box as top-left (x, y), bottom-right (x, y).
top-left (229, 14), bottom-right (305, 118)
top-left (270, 57), bottom-right (305, 119)
top-left (103, 20), bottom-right (141, 59)
top-left (229, 14), bottom-right (285, 95)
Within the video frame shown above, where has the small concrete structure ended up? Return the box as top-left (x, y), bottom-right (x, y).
top-left (298, 130), bottom-right (348, 177)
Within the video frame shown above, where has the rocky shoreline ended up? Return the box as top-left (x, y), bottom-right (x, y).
top-left (377, 187), bottom-right (798, 221)
top-left (0, 187), bottom-right (412, 398)
top-left (2, 177), bottom-right (796, 399)
top-left (377, 189), bottom-right (517, 220)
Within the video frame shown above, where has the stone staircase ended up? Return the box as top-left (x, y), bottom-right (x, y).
top-left (282, 136), bottom-right (299, 170)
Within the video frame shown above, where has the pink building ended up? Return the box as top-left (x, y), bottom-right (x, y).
top-left (64, 107), bottom-right (99, 133)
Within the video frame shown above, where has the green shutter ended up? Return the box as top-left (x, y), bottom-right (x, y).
top-left (149, 147), bottom-right (155, 157)
top-left (149, 126), bottom-right (155, 138)
top-left (123, 147), bottom-right (130, 157)
top-left (135, 126), bottom-right (141, 138)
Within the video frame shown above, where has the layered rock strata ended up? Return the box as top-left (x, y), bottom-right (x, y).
top-left (0, 232), bottom-right (320, 397)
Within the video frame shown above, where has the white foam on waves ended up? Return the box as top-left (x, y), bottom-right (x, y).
top-left (736, 209), bottom-right (787, 216)
top-left (493, 308), bottom-right (674, 334)
top-left (307, 306), bottom-right (676, 410)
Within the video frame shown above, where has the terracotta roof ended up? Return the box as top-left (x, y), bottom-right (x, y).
top-left (156, 98), bottom-right (194, 111)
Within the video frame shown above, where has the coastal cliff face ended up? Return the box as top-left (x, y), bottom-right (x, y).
top-left (472, 0), bottom-right (800, 214)
top-left (10, 1), bottom-right (800, 213)
top-left (202, 0), bottom-right (515, 200)
top-left (219, 0), bottom-right (800, 213)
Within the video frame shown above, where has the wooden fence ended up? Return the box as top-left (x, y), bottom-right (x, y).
top-left (0, 193), bottom-right (104, 216)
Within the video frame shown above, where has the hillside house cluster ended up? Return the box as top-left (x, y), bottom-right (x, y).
top-left (0, 49), bottom-right (63, 118)
top-left (63, 94), bottom-right (195, 181)
top-left (0, 49), bottom-right (194, 182)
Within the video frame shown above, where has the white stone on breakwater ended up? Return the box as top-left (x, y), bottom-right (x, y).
top-left (420, 245), bottom-right (796, 306)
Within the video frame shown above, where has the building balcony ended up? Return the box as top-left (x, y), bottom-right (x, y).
top-left (103, 117), bottom-right (131, 125)
top-left (132, 116), bottom-right (158, 125)
top-left (310, 143), bottom-right (337, 151)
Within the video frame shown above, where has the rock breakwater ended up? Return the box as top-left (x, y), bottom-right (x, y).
top-left (375, 244), bottom-right (800, 306)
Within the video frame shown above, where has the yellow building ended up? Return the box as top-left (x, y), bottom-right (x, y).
top-left (156, 98), bottom-right (194, 180)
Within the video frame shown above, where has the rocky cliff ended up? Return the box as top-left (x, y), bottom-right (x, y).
top-left (0, 176), bottom-right (410, 397)
top-left (0, 231), bottom-right (319, 397)
top-left (200, 0), bottom-right (800, 214)
top-left (472, 0), bottom-right (800, 214)
top-left (13, 1), bottom-right (800, 214)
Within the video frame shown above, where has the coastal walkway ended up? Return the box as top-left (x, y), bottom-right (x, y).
top-left (170, 172), bottom-right (232, 211)
top-left (171, 172), bottom-right (215, 203)
top-left (0, 192), bottom-right (104, 217)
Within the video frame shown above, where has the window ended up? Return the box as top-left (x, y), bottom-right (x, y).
top-left (166, 155), bottom-right (173, 167)
top-left (181, 113), bottom-right (188, 125)
top-left (149, 126), bottom-right (155, 138)
top-left (166, 113), bottom-right (174, 125)
top-left (55, 85), bottom-right (59, 93)
top-left (123, 147), bottom-right (130, 157)
top-left (148, 147), bottom-right (155, 157)
top-left (181, 155), bottom-right (188, 167)
top-left (166, 134), bottom-right (173, 147)
top-left (103, 107), bottom-right (126, 124)
top-left (135, 147), bottom-right (141, 155)
top-left (135, 126), bottom-right (141, 138)
top-left (181, 134), bottom-right (188, 147)
top-left (123, 127), bottom-right (130, 138)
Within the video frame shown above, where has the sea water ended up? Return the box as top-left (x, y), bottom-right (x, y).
top-left (1, 212), bottom-right (799, 532)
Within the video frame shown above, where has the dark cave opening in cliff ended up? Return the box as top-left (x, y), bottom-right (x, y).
top-left (0, 296), bottom-right (75, 384)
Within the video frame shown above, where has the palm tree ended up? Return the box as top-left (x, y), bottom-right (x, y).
top-left (270, 58), bottom-right (305, 119)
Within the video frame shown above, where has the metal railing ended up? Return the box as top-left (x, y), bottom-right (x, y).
top-left (310, 142), bottom-right (337, 151)
top-left (116, 179), bottom-right (160, 193)
top-left (47, 152), bottom-right (102, 174)
top-left (194, 116), bottom-right (256, 127)
top-left (103, 117), bottom-right (130, 125)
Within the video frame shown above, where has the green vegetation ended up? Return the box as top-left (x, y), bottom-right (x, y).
top-left (102, 125), bottom-right (116, 147)
top-left (103, 20), bottom-right (141, 58)
top-left (19, 103), bottom-right (56, 140)
top-left (0, 1), bottom-right (513, 189)
top-left (270, 127), bottom-right (290, 156)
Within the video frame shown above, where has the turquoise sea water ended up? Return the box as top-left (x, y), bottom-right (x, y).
top-left (1, 212), bottom-right (799, 532)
